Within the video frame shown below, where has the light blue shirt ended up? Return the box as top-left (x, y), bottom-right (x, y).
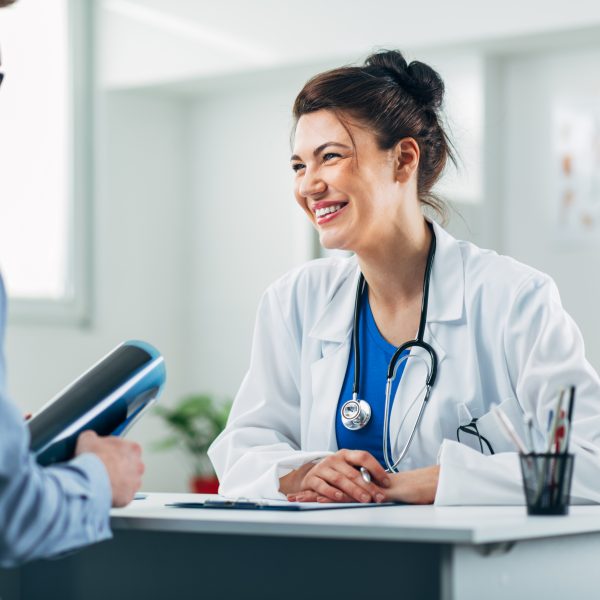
top-left (0, 274), bottom-right (112, 567)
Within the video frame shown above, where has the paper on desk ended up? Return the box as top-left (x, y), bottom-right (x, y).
top-left (222, 497), bottom-right (395, 510)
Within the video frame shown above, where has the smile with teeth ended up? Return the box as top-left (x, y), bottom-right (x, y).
top-left (315, 204), bottom-right (347, 218)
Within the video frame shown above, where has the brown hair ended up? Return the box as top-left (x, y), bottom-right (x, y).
top-left (292, 49), bottom-right (456, 219)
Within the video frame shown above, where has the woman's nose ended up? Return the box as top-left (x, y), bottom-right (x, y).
top-left (299, 168), bottom-right (327, 198)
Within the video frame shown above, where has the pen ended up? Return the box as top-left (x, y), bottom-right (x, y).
top-left (492, 405), bottom-right (529, 454)
top-left (547, 389), bottom-right (565, 453)
top-left (563, 385), bottom-right (576, 453)
top-left (523, 412), bottom-right (535, 453)
top-left (567, 386), bottom-right (576, 422)
top-left (360, 467), bottom-right (371, 483)
top-left (547, 409), bottom-right (554, 434)
top-left (554, 410), bottom-right (566, 454)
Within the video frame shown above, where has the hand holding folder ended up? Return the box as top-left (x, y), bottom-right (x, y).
top-left (28, 340), bottom-right (166, 466)
top-left (76, 430), bottom-right (145, 507)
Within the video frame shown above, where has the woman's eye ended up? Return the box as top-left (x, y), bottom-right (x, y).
top-left (291, 163), bottom-right (305, 173)
top-left (323, 152), bottom-right (341, 162)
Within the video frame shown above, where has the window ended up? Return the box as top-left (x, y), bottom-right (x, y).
top-left (0, 0), bottom-right (92, 323)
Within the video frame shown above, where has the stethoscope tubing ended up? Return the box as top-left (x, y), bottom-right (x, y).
top-left (344, 222), bottom-right (439, 473)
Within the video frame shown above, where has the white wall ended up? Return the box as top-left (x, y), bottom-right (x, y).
top-left (5, 90), bottom-right (193, 492)
top-left (502, 46), bottom-right (600, 370)
top-left (100, 0), bottom-right (600, 89)
top-left (186, 74), bottom-right (315, 397)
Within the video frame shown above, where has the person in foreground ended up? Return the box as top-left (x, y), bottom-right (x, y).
top-left (0, 0), bottom-right (144, 567)
top-left (208, 49), bottom-right (600, 506)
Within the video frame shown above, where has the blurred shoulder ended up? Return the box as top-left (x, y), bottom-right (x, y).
top-left (266, 255), bottom-right (358, 302)
top-left (452, 232), bottom-right (553, 302)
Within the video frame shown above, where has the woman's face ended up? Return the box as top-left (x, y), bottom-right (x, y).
top-left (291, 109), bottom-right (416, 253)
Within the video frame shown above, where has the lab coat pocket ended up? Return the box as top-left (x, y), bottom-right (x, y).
top-left (472, 396), bottom-right (527, 455)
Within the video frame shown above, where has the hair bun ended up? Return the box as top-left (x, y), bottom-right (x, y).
top-left (365, 50), bottom-right (444, 110)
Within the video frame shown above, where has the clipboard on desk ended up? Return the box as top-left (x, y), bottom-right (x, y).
top-left (165, 498), bottom-right (398, 511)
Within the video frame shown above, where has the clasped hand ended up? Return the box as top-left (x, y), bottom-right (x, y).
top-left (281, 449), bottom-right (440, 504)
top-left (287, 449), bottom-right (390, 504)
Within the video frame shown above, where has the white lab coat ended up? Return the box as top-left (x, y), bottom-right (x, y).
top-left (208, 221), bottom-right (600, 505)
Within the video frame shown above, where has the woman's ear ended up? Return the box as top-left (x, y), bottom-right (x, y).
top-left (394, 138), bottom-right (420, 184)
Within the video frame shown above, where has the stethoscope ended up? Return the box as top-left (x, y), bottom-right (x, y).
top-left (340, 222), bottom-right (438, 473)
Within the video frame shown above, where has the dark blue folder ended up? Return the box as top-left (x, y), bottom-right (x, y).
top-left (28, 340), bottom-right (166, 466)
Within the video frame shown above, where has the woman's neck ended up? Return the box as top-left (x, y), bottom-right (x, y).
top-left (356, 217), bottom-right (432, 310)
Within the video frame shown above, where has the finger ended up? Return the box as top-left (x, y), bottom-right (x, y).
top-left (129, 441), bottom-right (142, 457)
top-left (311, 462), bottom-right (372, 502)
top-left (341, 450), bottom-right (391, 487)
top-left (317, 455), bottom-right (387, 500)
top-left (292, 489), bottom-right (353, 503)
top-left (334, 462), bottom-right (387, 503)
top-left (305, 471), bottom-right (353, 502)
top-left (77, 430), bottom-right (98, 448)
top-left (317, 488), bottom-right (354, 502)
top-left (313, 466), bottom-right (373, 503)
top-left (294, 491), bottom-right (320, 502)
top-left (299, 490), bottom-right (352, 503)
top-left (304, 459), bottom-right (374, 501)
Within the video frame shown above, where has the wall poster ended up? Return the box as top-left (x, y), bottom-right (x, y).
top-left (553, 100), bottom-right (600, 243)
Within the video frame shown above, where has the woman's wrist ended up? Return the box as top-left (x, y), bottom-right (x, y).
top-left (386, 465), bottom-right (440, 504)
top-left (278, 462), bottom-right (315, 495)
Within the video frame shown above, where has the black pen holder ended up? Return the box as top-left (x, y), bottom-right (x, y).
top-left (519, 453), bottom-right (574, 516)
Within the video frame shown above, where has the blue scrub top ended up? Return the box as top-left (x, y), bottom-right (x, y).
top-left (335, 290), bottom-right (408, 468)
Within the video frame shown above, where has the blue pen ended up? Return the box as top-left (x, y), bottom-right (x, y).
top-left (547, 410), bottom-right (554, 433)
top-left (523, 413), bottom-right (535, 453)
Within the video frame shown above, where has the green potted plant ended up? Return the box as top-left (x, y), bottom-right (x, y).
top-left (154, 393), bottom-right (232, 493)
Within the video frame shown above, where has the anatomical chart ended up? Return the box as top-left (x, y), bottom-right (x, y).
top-left (553, 101), bottom-right (600, 243)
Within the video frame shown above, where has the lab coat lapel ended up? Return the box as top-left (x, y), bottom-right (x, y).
top-left (309, 340), bottom-right (352, 451)
top-left (307, 263), bottom-right (360, 451)
top-left (426, 221), bottom-right (465, 324)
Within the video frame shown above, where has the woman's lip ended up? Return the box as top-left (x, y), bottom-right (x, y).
top-left (312, 200), bottom-right (349, 211)
top-left (315, 203), bottom-right (348, 225)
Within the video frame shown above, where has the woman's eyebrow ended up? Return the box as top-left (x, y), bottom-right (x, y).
top-left (290, 142), bottom-right (352, 162)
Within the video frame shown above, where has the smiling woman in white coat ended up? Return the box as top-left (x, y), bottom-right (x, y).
top-left (208, 49), bottom-right (600, 506)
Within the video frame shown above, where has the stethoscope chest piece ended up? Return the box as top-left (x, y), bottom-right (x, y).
top-left (341, 396), bottom-right (371, 430)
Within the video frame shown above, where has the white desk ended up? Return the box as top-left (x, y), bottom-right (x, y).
top-left (2, 493), bottom-right (600, 599)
